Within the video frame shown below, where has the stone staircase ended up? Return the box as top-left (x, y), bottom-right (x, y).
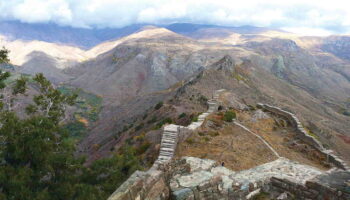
top-left (154, 89), bottom-right (225, 166)
top-left (155, 124), bottom-right (179, 164)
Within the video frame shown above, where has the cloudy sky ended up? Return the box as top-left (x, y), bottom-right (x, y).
top-left (0, 0), bottom-right (350, 36)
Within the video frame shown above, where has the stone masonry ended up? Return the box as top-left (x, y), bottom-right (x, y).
top-left (108, 92), bottom-right (350, 200)
top-left (153, 89), bottom-right (225, 167)
top-left (257, 103), bottom-right (349, 171)
top-left (170, 157), bottom-right (350, 200)
top-left (108, 89), bottom-right (226, 200)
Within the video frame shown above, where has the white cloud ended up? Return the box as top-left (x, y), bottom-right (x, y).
top-left (0, 0), bottom-right (350, 35)
top-left (282, 27), bottom-right (335, 36)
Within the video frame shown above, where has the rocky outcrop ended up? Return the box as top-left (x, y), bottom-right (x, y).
top-left (257, 103), bottom-right (349, 170)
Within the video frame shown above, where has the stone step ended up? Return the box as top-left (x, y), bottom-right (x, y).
top-left (162, 135), bottom-right (177, 139)
top-left (161, 141), bottom-right (175, 145)
top-left (163, 133), bottom-right (177, 136)
top-left (159, 154), bottom-right (173, 158)
top-left (191, 122), bottom-right (202, 126)
top-left (163, 131), bottom-right (177, 134)
top-left (160, 147), bottom-right (174, 152)
top-left (159, 152), bottom-right (173, 157)
top-left (161, 139), bottom-right (176, 144)
top-left (164, 130), bottom-right (178, 134)
top-left (156, 158), bottom-right (169, 163)
top-left (163, 132), bottom-right (177, 135)
top-left (161, 140), bottom-right (176, 144)
top-left (164, 126), bottom-right (178, 132)
top-left (157, 155), bottom-right (171, 160)
top-left (163, 131), bottom-right (178, 135)
top-left (159, 151), bottom-right (173, 155)
top-left (198, 116), bottom-right (208, 120)
top-left (162, 136), bottom-right (177, 140)
top-left (160, 148), bottom-right (174, 153)
top-left (163, 131), bottom-right (177, 135)
top-left (199, 113), bottom-right (209, 117)
top-left (162, 141), bottom-right (176, 144)
top-left (161, 143), bottom-right (175, 148)
top-left (161, 146), bottom-right (175, 150)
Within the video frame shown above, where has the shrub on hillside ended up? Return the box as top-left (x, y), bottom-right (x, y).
top-left (178, 112), bottom-right (186, 119)
top-left (154, 101), bottom-right (163, 110)
top-left (147, 116), bottom-right (157, 124)
top-left (342, 110), bottom-right (350, 116)
top-left (135, 123), bottom-right (144, 131)
top-left (186, 138), bottom-right (195, 144)
top-left (223, 110), bottom-right (236, 122)
top-left (153, 117), bottom-right (173, 130)
top-left (191, 115), bottom-right (199, 122)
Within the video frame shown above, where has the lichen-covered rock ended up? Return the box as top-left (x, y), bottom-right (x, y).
top-left (172, 188), bottom-right (194, 200)
top-left (183, 157), bottom-right (217, 172)
top-left (177, 171), bottom-right (214, 188)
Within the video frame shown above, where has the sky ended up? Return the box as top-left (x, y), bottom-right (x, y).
top-left (0, 0), bottom-right (350, 36)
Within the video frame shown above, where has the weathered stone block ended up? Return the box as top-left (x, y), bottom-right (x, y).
top-left (145, 177), bottom-right (169, 200)
top-left (172, 188), bottom-right (194, 200)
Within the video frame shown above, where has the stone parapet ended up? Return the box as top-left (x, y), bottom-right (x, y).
top-left (108, 89), bottom-right (226, 200)
top-left (153, 89), bottom-right (226, 166)
top-left (257, 103), bottom-right (349, 170)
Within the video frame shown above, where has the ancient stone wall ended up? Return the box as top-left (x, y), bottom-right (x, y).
top-left (257, 103), bottom-right (349, 170)
top-left (270, 169), bottom-right (350, 200)
top-left (154, 89), bottom-right (225, 166)
top-left (107, 169), bottom-right (169, 200)
top-left (109, 95), bottom-right (350, 200)
top-left (168, 157), bottom-right (347, 200)
top-left (108, 89), bottom-right (226, 200)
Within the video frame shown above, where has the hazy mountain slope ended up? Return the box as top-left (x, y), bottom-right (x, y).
top-left (187, 54), bottom-right (350, 161)
top-left (19, 51), bottom-right (72, 83)
top-left (0, 21), bottom-right (144, 48)
top-left (165, 23), bottom-right (274, 36)
top-left (66, 27), bottom-right (251, 104)
top-left (0, 21), bottom-right (273, 49)
top-left (0, 34), bottom-right (87, 67)
top-left (78, 53), bottom-right (350, 165)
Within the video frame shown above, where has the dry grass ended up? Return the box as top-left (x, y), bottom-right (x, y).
top-left (237, 111), bottom-right (330, 170)
top-left (177, 110), bottom-right (330, 171)
top-left (177, 121), bottom-right (277, 171)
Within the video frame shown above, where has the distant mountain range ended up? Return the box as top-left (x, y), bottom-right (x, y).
top-left (0, 21), bottom-right (275, 48)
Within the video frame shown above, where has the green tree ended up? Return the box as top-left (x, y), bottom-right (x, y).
top-left (0, 47), bottom-right (9, 64)
top-left (0, 72), bottom-right (83, 199)
top-left (0, 48), bottom-right (140, 200)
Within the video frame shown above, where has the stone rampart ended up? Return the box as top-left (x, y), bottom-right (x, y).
top-left (257, 103), bottom-right (349, 170)
top-left (270, 169), bottom-right (350, 200)
top-left (108, 95), bottom-right (349, 200)
top-left (154, 89), bottom-right (225, 166)
top-left (108, 89), bottom-right (226, 200)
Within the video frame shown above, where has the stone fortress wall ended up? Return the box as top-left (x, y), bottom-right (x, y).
top-left (107, 89), bottom-right (226, 200)
top-left (257, 103), bottom-right (349, 171)
top-left (108, 91), bottom-right (350, 200)
top-left (154, 89), bottom-right (224, 166)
